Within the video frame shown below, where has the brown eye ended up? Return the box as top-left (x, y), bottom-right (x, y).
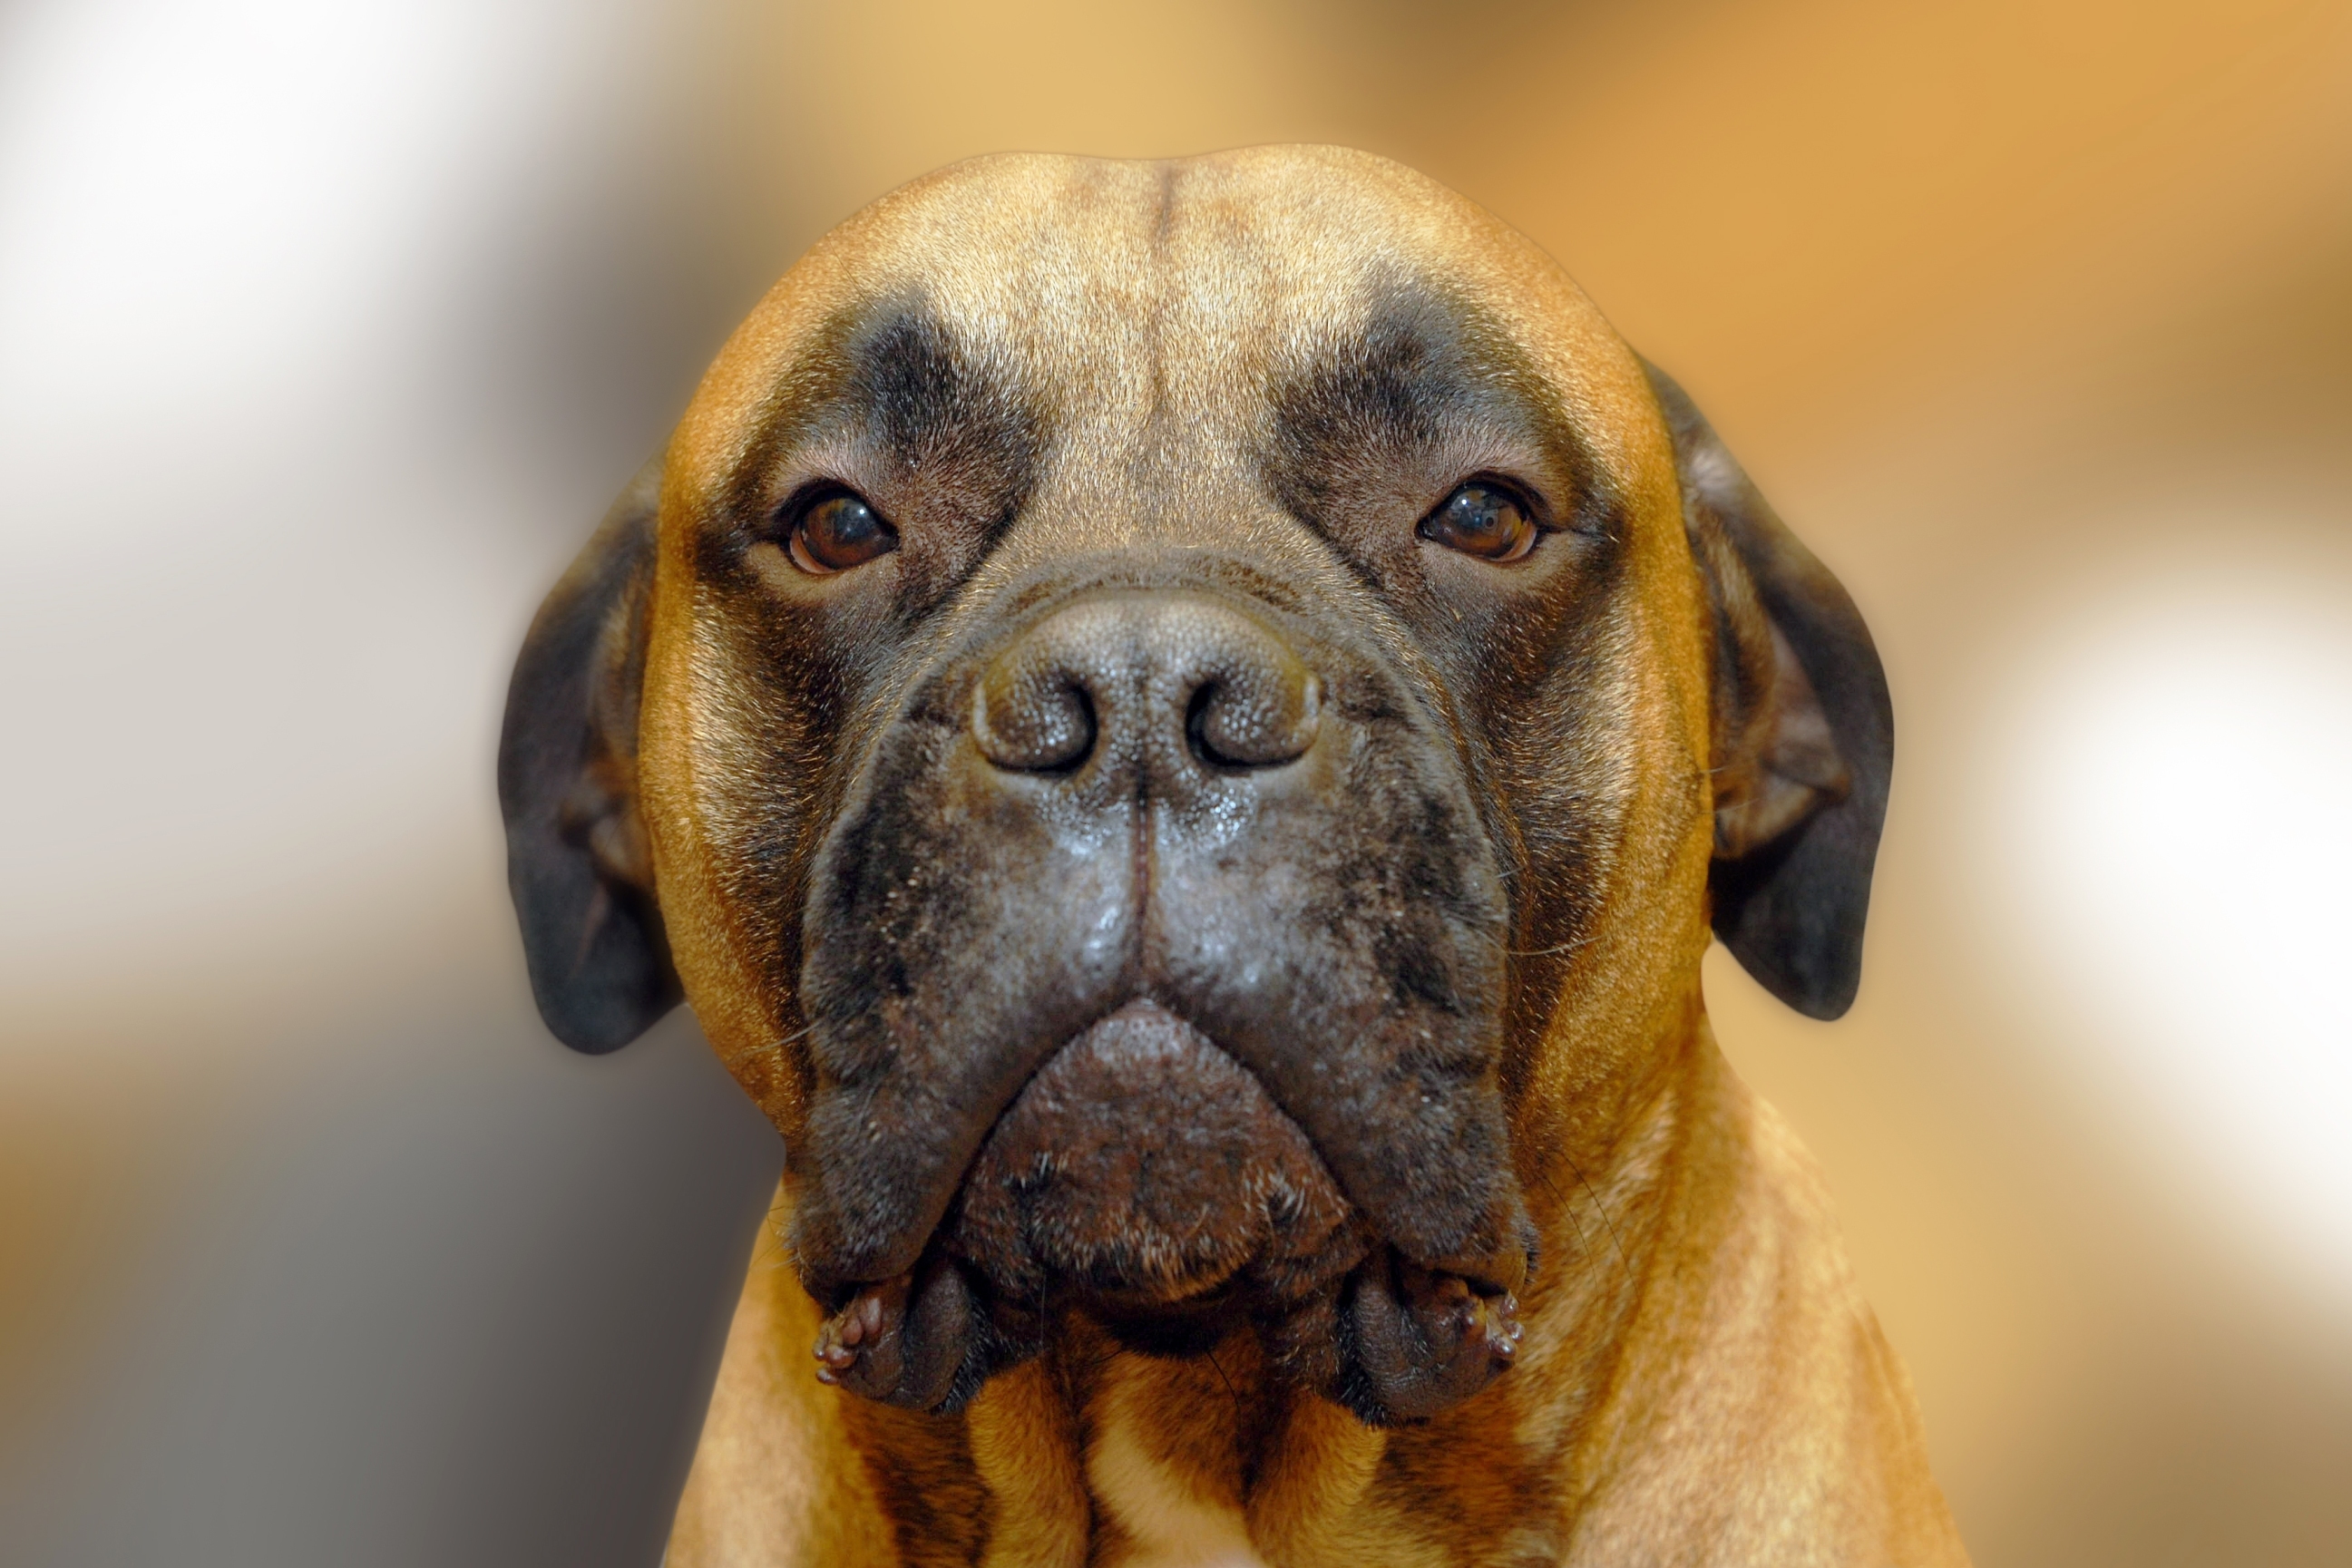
top-left (786, 492), bottom-right (898, 574)
top-left (1419, 482), bottom-right (1537, 562)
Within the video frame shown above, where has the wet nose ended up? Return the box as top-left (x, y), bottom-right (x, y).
top-left (972, 592), bottom-right (1321, 776)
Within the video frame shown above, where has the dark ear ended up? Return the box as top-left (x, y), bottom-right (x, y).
top-left (1643, 363), bottom-right (1894, 1020)
top-left (497, 454), bottom-right (681, 1052)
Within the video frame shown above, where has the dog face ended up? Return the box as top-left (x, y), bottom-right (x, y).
top-left (500, 148), bottom-right (1890, 1426)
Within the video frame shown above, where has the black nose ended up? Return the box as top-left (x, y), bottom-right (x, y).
top-left (972, 592), bottom-right (1321, 775)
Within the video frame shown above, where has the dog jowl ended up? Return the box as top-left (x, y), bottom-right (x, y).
top-left (498, 148), bottom-right (1905, 1509)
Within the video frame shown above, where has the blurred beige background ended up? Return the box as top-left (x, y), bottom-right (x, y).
top-left (4, 1), bottom-right (2348, 1563)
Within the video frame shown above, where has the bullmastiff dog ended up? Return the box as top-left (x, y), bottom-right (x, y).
top-left (500, 146), bottom-right (1967, 1564)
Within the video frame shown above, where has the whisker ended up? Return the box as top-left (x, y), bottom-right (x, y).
top-left (1496, 940), bottom-right (1608, 963)
top-left (1565, 1156), bottom-right (1633, 1281)
top-left (1205, 1346), bottom-right (1244, 1421)
top-left (1536, 1168), bottom-right (1591, 1263)
top-left (1506, 936), bottom-right (1595, 959)
top-left (735, 1018), bottom-right (822, 1068)
top-left (1464, 929), bottom-right (1596, 959)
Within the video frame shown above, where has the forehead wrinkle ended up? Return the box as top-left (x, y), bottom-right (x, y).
top-left (711, 293), bottom-right (1046, 531)
top-left (994, 157), bottom-right (1383, 562)
top-left (1171, 149), bottom-right (1657, 537)
top-left (885, 161), bottom-right (1274, 565)
top-left (1264, 274), bottom-right (1613, 529)
top-left (915, 163), bottom-right (1188, 561)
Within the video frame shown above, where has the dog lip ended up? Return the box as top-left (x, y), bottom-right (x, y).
top-left (1430, 1247), bottom-right (1528, 1300)
top-left (957, 995), bottom-right (1284, 1174)
top-left (803, 999), bottom-right (1529, 1307)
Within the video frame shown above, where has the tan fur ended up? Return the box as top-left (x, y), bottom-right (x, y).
top-left (669, 1199), bottom-right (895, 1566)
top-left (645, 148), bottom-right (1967, 1564)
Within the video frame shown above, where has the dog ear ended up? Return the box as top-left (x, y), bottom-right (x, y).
top-left (1643, 363), bottom-right (1894, 1020)
top-left (497, 454), bottom-right (681, 1052)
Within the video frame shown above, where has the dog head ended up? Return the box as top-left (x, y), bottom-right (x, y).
top-left (499, 148), bottom-right (1889, 1425)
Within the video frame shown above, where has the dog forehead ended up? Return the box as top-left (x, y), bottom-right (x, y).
top-left (670, 147), bottom-right (1657, 497)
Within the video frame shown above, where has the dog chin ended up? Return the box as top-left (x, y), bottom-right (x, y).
top-left (942, 998), bottom-right (1368, 1312)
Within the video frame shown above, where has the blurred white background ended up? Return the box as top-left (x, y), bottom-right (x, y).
top-left (3, 2), bottom-right (2347, 1563)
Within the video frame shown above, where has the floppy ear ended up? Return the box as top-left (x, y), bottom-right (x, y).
top-left (1643, 363), bottom-right (1894, 1020)
top-left (497, 454), bottom-right (681, 1052)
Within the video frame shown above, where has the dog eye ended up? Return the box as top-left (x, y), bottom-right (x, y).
top-left (787, 492), bottom-right (899, 574)
top-left (1419, 482), bottom-right (1538, 563)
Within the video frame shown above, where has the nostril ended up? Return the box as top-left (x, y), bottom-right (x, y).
top-left (974, 593), bottom-right (1320, 779)
top-left (1184, 683), bottom-right (1221, 765)
top-left (1189, 671), bottom-right (1321, 770)
top-left (974, 671), bottom-right (1097, 773)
